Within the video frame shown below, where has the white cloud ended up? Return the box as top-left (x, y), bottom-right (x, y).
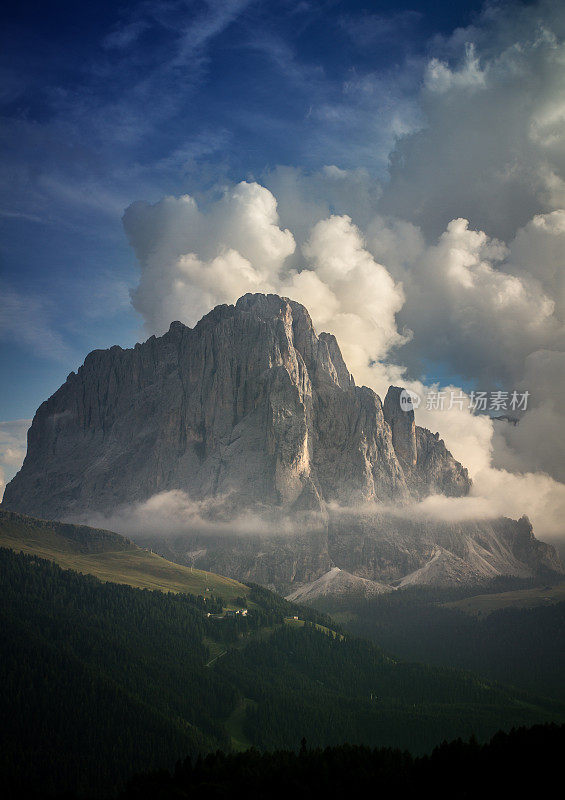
top-left (124, 181), bottom-right (295, 334)
top-left (425, 43), bottom-right (486, 94)
top-left (386, 217), bottom-right (559, 385)
top-left (509, 210), bottom-right (565, 318)
top-left (124, 175), bottom-right (565, 545)
top-left (471, 466), bottom-right (565, 543)
top-left (86, 489), bottom-right (312, 538)
top-left (0, 419), bottom-right (30, 501)
top-left (381, 2), bottom-right (565, 240)
top-left (387, 468), bottom-right (565, 544)
top-left (299, 215), bottom-right (408, 365)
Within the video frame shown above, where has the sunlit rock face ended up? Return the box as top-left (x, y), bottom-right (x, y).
top-left (2, 293), bottom-right (467, 519)
top-left (3, 293), bottom-right (560, 591)
top-left (383, 386), bottom-right (471, 497)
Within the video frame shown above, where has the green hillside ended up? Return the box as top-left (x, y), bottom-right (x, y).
top-left (0, 509), bottom-right (249, 602)
top-left (444, 581), bottom-right (565, 615)
top-left (1, 545), bottom-right (563, 798)
top-left (316, 587), bottom-right (565, 702)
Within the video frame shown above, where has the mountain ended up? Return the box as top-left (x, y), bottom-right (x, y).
top-left (286, 566), bottom-right (391, 602)
top-left (1, 535), bottom-right (563, 798)
top-left (2, 293), bottom-right (469, 517)
top-left (2, 293), bottom-right (561, 591)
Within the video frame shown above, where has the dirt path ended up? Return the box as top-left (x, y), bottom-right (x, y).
top-left (205, 650), bottom-right (227, 667)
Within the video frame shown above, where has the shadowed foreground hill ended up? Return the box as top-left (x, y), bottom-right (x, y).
top-left (120, 723), bottom-right (565, 800)
top-left (1, 545), bottom-right (563, 798)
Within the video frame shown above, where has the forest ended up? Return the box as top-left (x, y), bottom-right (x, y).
top-left (317, 585), bottom-right (565, 701)
top-left (120, 722), bottom-right (565, 800)
top-left (1, 546), bottom-right (563, 798)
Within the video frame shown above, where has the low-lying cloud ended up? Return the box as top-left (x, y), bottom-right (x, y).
top-left (85, 490), bottom-right (322, 539)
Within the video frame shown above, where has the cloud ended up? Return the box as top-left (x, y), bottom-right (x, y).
top-left (124, 182), bottom-right (296, 334)
top-left (86, 489), bottom-right (317, 539)
top-left (491, 349), bottom-right (565, 482)
top-left (509, 210), bottom-right (565, 318)
top-left (123, 173), bottom-right (565, 544)
top-left (296, 214), bottom-right (408, 364)
top-left (263, 164), bottom-right (382, 247)
top-left (380, 1), bottom-right (565, 240)
top-left (369, 216), bottom-right (561, 386)
top-left (124, 182), bottom-right (409, 374)
top-left (379, 467), bottom-right (565, 544)
top-left (425, 43), bottom-right (486, 94)
top-left (0, 419), bottom-right (30, 501)
top-left (471, 465), bottom-right (565, 543)
top-left (87, 473), bottom-right (565, 548)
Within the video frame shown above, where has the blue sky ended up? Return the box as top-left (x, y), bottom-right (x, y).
top-left (0, 0), bottom-right (487, 419)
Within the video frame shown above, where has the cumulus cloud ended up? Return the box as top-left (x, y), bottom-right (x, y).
top-left (124, 182), bottom-right (296, 334)
top-left (123, 178), bottom-right (565, 542)
top-left (509, 210), bottom-right (565, 318)
top-left (491, 349), bottom-right (565, 482)
top-left (124, 181), bottom-right (409, 372)
top-left (367, 216), bottom-right (561, 385)
top-left (380, 1), bottom-right (565, 240)
top-left (292, 214), bottom-right (408, 366)
top-left (264, 164), bottom-right (382, 245)
top-left (0, 419), bottom-right (30, 501)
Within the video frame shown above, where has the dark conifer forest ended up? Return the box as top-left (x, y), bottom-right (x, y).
top-left (120, 723), bottom-right (565, 800)
top-left (1, 547), bottom-right (563, 798)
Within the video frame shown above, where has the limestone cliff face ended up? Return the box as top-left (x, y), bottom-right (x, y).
top-left (383, 386), bottom-right (471, 497)
top-left (4, 293), bottom-right (426, 519)
top-left (383, 386), bottom-right (418, 467)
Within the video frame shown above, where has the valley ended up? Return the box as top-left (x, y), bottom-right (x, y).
top-left (1, 511), bottom-right (563, 797)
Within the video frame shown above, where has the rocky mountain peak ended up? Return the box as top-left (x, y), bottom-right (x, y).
top-left (2, 293), bottom-right (470, 520)
top-left (383, 386), bottom-right (417, 467)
